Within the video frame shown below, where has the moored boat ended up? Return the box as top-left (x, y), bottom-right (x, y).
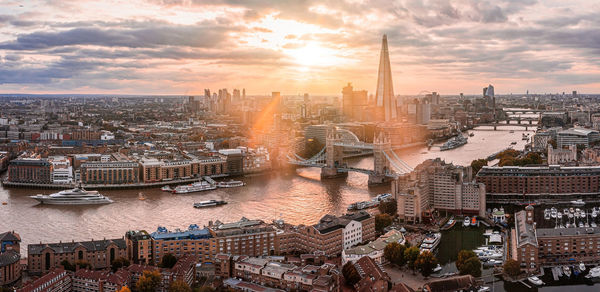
top-left (527, 276), bottom-right (543, 286)
top-left (463, 216), bottom-right (471, 227)
top-left (571, 199), bottom-right (586, 205)
top-left (161, 185), bottom-right (172, 192)
top-left (174, 181), bottom-right (217, 194)
top-left (193, 200), bottom-right (227, 208)
top-left (217, 180), bottom-right (245, 188)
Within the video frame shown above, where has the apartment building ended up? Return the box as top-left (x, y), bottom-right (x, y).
top-left (17, 268), bottom-right (72, 292)
top-left (80, 161), bottom-right (140, 185)
top-left (7, 158), bottom-right (52, 184)
top-left (28, 238), bottom-right (127, 275)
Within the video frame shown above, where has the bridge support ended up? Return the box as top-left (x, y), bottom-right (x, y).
top-left (368, 132), bottom-right (393, 186)
top-left (493, 125), bottom-right (497, 130)
top-left (320, 125), bottom-right (348, 179)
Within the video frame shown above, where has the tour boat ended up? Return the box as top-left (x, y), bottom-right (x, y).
top-left (571, 199), bottom-right (586, 205)
top-left (463, 217), bottom-right (471, 227)
top-left (30, 188), bottom-right (113, 205)
top-left (217, 180), bottom-right (245, 188)
top-left (173, 181), bottom-right (217, 194)
top-left (193, 200), bottom-right (227, 208)
top-left (138, 192), bottom-right (146, 201)
top-left (527, 276), bottom-right (544, 286)
top-left (161, 185), bottom-right (172, 192)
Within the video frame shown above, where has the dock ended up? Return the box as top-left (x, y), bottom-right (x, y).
top-left (203, 176), bottom-right (216, 185)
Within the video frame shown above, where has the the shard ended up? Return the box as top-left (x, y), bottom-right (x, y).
top-left (375, 34), bottom-right (397, 121)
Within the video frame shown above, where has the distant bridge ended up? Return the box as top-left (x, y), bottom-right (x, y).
top-left (287, 126), bottom-right (413, 184)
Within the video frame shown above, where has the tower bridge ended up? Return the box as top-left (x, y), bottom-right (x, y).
top-left (287, 126), bottom-right (413, 185)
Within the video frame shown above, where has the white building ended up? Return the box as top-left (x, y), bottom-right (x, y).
top-left (49, 156), bottom-right (73, 184)
top-left (342, 220), bottom-right (363, 250)
top-left (342, 229), bottom-right (405, 265)
top-left (101, 131), bottom-right (115, 140)
top-left (557, 128), bottom-right (600, 148)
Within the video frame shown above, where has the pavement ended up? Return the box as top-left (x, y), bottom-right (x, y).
top-left (384, 264), bottom-right (428, 290)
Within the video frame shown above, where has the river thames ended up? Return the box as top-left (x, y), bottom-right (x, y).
top-left (0, 126), bottom-right (533, 250)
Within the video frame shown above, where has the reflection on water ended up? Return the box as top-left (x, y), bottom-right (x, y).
top-left (0, 126), bottom-right (534, 255)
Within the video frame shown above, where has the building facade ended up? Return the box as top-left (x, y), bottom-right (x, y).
top-left (8, 158), bottom-right (52, 184)
top-left (0, 231), bottom-right (21, 286)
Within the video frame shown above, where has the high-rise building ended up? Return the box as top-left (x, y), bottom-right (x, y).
top-left (233, 89), bottom-right (241, 101)
top-left (242, 88), bottom-right (246, 99)
top-left (342, 83), bottom-right (368, 121)
top-left (375, 34), bottom-right (397, 122)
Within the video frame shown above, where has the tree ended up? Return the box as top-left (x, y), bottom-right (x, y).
top-left (503, 259), bottom-right (521, 277)
top-left (60, 259), bottom-right (75, 271)
top-left (470, 159), bottom-right (488, 175)
top-left (137, 270), bottom-right (162, 292)
top-left (75, 260), bottom-right (91, 270)
top-left (456, 250), bottom-right (477, 270)
top-left (342, 262), bottom-right (361, 286)
top-left (169, 280), bottom-right (192, 292)
top-left (111, 257), bottom-right (130, 272)
top-left (403, 247), bottom-right (421, 273)
top-left (384, 242), bottom-right (406, 267)
top-left (548, 139), bottom-right (557, 148)
top-left (460, 257), bottom-right (482, 277)
top-left (118, 286), bottom-right (132, 292)
top-left (415, 251), bottom-right (438, 277)
top-left (160, 253), bottom-right (177, 269)
top-left (375, 213), bottom-right (393, 233)
top-left (378, 199), bottom-right (398, 216)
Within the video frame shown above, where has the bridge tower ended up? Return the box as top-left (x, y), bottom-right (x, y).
top-left (368, 131), bottom-right (392, 185)
top-left (321, 125), bottom-right (348, 179)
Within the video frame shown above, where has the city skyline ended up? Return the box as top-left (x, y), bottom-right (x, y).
top-left (0, 0), bottom-right (599, 95)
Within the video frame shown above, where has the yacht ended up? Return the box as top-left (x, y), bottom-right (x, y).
top-left (571, 199), bottom-right (586, 206)
top-left (440, 133), bottom-right (468, 151)
top-left (30, 188), bottom-right (113, 205)
top-left (551, 207), bottom-right (557, 218)
top-left (563, 266), bottom-right (572, 277)
top-left (527, 276), bottom-right (544, 286)
top-left (420, 233), bottom-right (442, 252)
top-left (193, 200), bottom-right (227, 208)
top-left (464, 216), bottom-right (471, 227)
top-left (217, 180), bottom-right (245, 188)
top-left (471, 217), bottom-right (477, 226)
top-left (586, 267), bottom-right (600, 279)
top-left (173, 181), bottom-right (217, 194)
top-left (544, 209), bottom-right (551, 220)
top-left (433, 264), bottom-right (442, 273)
top-left (580, 262), bottom-right (586, 272)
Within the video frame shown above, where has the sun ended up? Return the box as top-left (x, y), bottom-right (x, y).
top-left (287, 43), bottom-right (343, 68)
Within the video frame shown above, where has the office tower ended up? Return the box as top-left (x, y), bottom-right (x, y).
top-left (242, 88), bottom-right (246, 99)
top-left (204, 89), bottom-right (210, 98)
top-left (233, 89), bottom-right (241, 101)
top-left (375, 34), bottom-right (397, 122)
top-left (342, 83), bottom-right (368, 121)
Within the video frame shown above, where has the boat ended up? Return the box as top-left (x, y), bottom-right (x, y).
top-left (463, 217), bottom-right (471, 227)
top-left (30, 188), bottom-right (113, 205)
top-left (510, 141), bottom-right (517, 145)
top-left (471, 217), bottom-right (477, 226)
top-left (509, 130), bottom-right (515, 133)
top-left (469, 133), bottom-right (474, 137)
top-left (420, 233), bottom-right (442, 252)
top-left (483, 259), bottom-right (503, 267)
top-left (571, 199), bottom-right (586, 205)
top-left (580, 262), bottom-right (586, 272)
top-left (544, 209), bottom-right (550, 220)
top-left (193, 200), bottom-right (227, 208)
top-left (574, 265), bottom-right (581, 276)
top-left (586, 267), bottom-right (600, 279)
top-left (522, 133), bottom-right (529, 140)
top-left (564, 266), bottom-right (572, 277)
top-left (477, 287), bottom-right (490, 292)
top-left (440, 133), bottom-right (468, 151)
top-left (442, 218), bottom-right (456, 230)
top-left (217, 180), bottom-right (245, 188)
top-left (173, 181), bottom-right (217, 194)
top-left (161, 185), bottom-right (172, 192)
top-left (347, 200), bottom-right (379, 211)
top-left (433, 264), bottom-right (442, 273)
top-left (550, 207), bottom-right (557, 218)
top-left (592, 222), bottom-right (597, 228)
top-left (527, 276), bottom-right (544, 286)
top-left (375, 193), bottom-right (392, 201)
top-left (1, 202), bottom-right (6, 205)
top-left (138, 192), bottom-right (146, 201)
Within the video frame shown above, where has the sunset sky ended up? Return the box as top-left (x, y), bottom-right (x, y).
top-left (1, 0), bottom-right (600, 95)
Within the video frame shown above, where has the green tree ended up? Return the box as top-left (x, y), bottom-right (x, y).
top-left (160, 253), bottom-right (177, 269)
top-left (459, 257), bottom-right (482, 277)
top-left (470, 159), bottom-right (488, 175)
top-left (75, 260), bottom-right (91, 270)
top-left (169, 280), bottom-right (192, 292)
top-left (342, 262), bottom-right (361, 286)
top-left (503, 259), bottom-right (521, 277)
top-left (383, 242), bottom-right (406, 267)
top-left (415, 251), bottom-right (438, 277)
top-left (375, 213), bottom-right (393, 233)
top-left (378, 199), bottom-right (398, 216)
top-left (548, 139), bottom-right (557, 148)
top-left (403, 247), bottom-right (421, 273)
top-left (137, 270), bottom-right (162, 292)
top-left (111, 257), bottom-right (131, 272)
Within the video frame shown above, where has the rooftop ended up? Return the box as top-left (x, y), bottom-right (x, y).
top-left (28, 238), bottom-right (126, 255)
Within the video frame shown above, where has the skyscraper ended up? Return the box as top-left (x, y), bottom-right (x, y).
top-left (375, 34), bottom-right (397, 122)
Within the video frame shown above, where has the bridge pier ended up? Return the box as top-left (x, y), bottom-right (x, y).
top-left (320, 167), bottom-right (348, 179)
top-left (368, 174), bottom-right (391, 185)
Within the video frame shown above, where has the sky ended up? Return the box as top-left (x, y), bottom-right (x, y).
top-left (1, 0), bottom-right (600, 95)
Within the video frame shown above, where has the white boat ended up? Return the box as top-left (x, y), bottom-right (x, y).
top-left (527, 276), bottom-right (544, 286)
top-left (478, 287), bottom-right (490, 292)
top-left (433, 264), bottom-right (442, 273)
top-left (568, 212), bottom-right (574, 219)
top-left (593, 210), bottom-right (598, 218)
top-left (375, 193), bottom-right (392, 201)
top-left (420, 233), bottom-right (442, 252)
top-left (571, 199), bottom-right (586, 205)
top-left (564, 266), bottom-right (572, 277)
top-left (551, 207), bottom-right (557, 218)
top-left (483, 259), bottom-right (503, 267)
top-left (464, 216), bottom-right (471, 227)
top-left (216, 180), bottom-right (245, 188)
top-left (193, 200), bottom-right (227, 208)
top-left (592, 222), bottom-right (597, 228)
top-left (586, 266), bottom-right (600, 279)
top-left (544, 209), bottom-right (551, 220)
top-left (580, 262), bottom-right (586, 272)
top-left (160, 185), bottom-right (172, 192)
top-left (30, 188), bottom-right (113, 205)
top-left (173, 181), bottom-right (217, 194)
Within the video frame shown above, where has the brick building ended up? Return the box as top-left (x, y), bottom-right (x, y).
top-left (0, 231), bottom-right (21, 286)
top-left (8, 158), bottom-right (52, 184)
top-left (80, 161), bottom-right (140, 185)
top-left (17, 268), bottom-right (72, 292)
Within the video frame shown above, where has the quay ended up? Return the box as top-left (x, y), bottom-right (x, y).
top-left (2, 174), bottom-right (229, 190)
